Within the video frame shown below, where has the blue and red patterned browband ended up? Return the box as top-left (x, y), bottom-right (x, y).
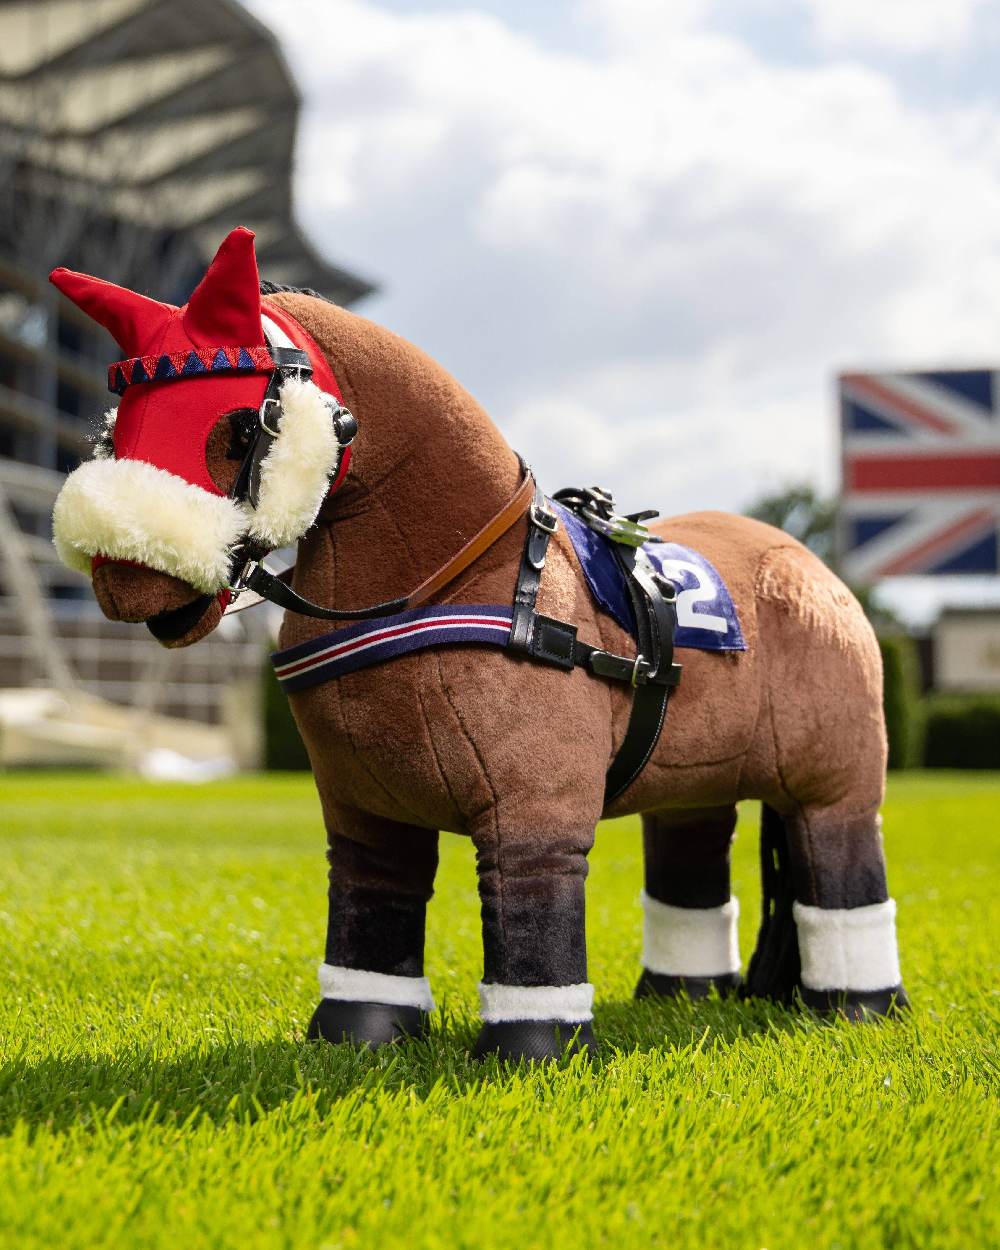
top-left (107, 345), bottom-right (275, 395)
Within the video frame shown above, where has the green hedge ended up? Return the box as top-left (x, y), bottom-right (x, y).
top-left (879, 633), bottom-right (923, 770)
top-left (923, 694), bottom-right (1000, 769)
top-left (261, 662), bottom-right (311, 771)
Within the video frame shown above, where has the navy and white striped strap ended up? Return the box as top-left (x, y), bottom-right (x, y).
top-left (271, 604), bottom-right (514, 693)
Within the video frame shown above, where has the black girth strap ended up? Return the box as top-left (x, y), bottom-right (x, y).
top-left (507, 488), bottom-right (681, 805)
top-left (602, 542), bottom-right (678, 804)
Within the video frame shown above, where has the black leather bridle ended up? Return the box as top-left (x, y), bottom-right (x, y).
top-left (148, 343), bottom-right (356, 643)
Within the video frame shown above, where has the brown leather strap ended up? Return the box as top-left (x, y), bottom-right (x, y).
top-left (236, 460), bottom-right (536, 622)
top-left (407, 464), bottom-right (536, 608)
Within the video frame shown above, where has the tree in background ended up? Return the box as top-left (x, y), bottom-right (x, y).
top-left (746, 484), bottom-right (838, 567)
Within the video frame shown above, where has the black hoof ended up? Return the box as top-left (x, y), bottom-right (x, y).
top-left (307, 998), bottom-right (429, 1048)
top-left (800, 984), bottom-right (910, 1021)
top-left (634, 969), bottom-right (741, 1001)
top-left (471, 1019), bottom-right (597, 1063)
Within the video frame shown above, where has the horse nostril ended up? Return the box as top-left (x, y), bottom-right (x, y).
top-left (91, 561), bottom-right (201, 623)
top-left (92, 564), bottom-right (125, 620)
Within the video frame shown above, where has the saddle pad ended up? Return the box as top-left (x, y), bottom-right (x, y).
top-left (550, 500), bottom-right (745, 652)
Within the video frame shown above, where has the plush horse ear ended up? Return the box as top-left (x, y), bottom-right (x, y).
top-left (182, 226), bottom-right (265, 347)
top-left (49, 268), bottom-right (176, 356)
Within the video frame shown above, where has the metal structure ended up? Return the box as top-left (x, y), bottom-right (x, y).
top-left (0, 0), bottom-right (372, 738)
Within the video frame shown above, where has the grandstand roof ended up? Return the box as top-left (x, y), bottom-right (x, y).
top-left (0, 0), bottom-right (373, 304)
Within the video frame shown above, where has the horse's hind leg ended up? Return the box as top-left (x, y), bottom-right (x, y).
top-left (635, 805), bottom-right (742, 1000)
top-left (745, 797), bottom-right (907, 1018)
top-left (308, 813), bottom-right (439, 1047)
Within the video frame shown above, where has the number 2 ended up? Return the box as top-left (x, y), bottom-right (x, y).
top-left (655, 558), bottom-right (728, 633)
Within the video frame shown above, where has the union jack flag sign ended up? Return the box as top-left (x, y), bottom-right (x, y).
top-left (839, 369), bottom-right (1000, 582)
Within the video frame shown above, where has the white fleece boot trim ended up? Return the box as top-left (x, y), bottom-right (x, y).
top-left (478, 982), bottom-right (594, 1024)
top-left (52, 457), bottom-right (245, 593)
top-left (245, 376), bottom-right (341, 550)
top-left (793, 899), bottom-right (901, 992)
top-left (318, 964), bottom-right (435, 1011)
top-left (641, 892), bottom-right (740, 978)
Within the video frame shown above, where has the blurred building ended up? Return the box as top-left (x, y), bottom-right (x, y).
top-left (0, 0), bottom-right (371, 757)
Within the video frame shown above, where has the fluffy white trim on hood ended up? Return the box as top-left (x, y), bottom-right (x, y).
top-left (52, 378), bottom-right (342, 592)
top-left (246, 377), bottom-right (341, 550)
top-left (52, 456), bottom-right (245, 593)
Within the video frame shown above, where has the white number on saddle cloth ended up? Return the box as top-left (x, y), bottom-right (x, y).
top-left (643, 542), bottom-right (745, 652)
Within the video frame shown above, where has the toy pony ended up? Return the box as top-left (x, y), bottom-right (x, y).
top-left (49, 228), bottom-right (907, 1061)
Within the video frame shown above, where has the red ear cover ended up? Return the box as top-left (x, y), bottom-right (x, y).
top-left (182, 227), bottom-right (264, 347)
top-left (48, 268), bottom-right (175, 356)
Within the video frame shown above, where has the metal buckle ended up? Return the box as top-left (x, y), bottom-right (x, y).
top-left (227, 558), bottom-right (259, 601)
top-left (653, 574), bottom-right (677, 602)
top-left (530, 500), bottom-right (558, 533)
top-left (259, 396), bottom-right (282, 438)
top-left (630, 653), bottom-right (649, 687)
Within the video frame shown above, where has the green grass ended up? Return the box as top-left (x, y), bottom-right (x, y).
top-left (0, 771), bottom-right (996, 1249)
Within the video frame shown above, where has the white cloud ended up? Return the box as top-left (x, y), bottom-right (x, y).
top-left (245, 0), bottom-right (1000, 524)
top-left (800, 0), bottom-right (985, 55)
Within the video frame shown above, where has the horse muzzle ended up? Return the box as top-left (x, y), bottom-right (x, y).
top-left (92, 558), bottom-right (225, 646)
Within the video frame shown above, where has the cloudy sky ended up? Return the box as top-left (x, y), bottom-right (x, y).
top-left (246, 0), bottom-right (1000, 616)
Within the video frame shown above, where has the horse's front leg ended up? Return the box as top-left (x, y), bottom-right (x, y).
top-left (308, 813), bottom-right (439, 1048)
top-left (469, 818), bottom-right (597, 1061)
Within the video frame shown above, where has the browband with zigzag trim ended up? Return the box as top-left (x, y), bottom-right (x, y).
top-left (107, 345), bottom-right (275, 395)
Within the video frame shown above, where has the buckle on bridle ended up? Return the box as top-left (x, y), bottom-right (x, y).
top-left (258, 396), bottom-right (282, 438)
top-left (228, 557), bottom-right (259, 601)
top-left (529, 499), bottom-right (558, 533)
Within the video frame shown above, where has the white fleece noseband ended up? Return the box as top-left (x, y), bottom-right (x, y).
top-left (244, 376), bottom-right (340, 550)
top-left (53, 456), bottom-right (246, 593)
top-left (51, 375), bottom-right (342, 593)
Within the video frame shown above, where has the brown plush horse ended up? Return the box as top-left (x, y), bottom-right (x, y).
top-left (50, 228), bottom-right (907, 1061)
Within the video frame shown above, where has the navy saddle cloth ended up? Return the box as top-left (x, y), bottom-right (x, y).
top-left (550, 500), bottom-right (745, 652)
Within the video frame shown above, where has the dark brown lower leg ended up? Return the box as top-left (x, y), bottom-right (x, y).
top-left (323, 827), bottom-right (439, 977)
top-left (309, 817), bottom-right (439, 1047)
top-left (786, 802), bottom-right (907, 1018)
top-left (470, 824), bottom-right (596, 1061)
top-left (636, 805), bottom-right (741, 999)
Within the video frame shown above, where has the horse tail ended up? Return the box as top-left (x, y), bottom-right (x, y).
top-left (743, 803), bottom-right (801, 1002)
